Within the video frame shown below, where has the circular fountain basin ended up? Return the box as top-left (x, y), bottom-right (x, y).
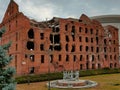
top-left (47, 79), bottom-right (98, 88)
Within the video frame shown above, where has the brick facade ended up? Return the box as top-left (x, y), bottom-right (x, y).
top-left (0, 0), bottom-right (119, 76)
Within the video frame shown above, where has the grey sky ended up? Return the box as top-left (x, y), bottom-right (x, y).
top-left (0, 0), bottom-right (120, 22)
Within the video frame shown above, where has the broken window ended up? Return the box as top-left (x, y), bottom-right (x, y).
top-left (114, 63), bottom-right (117, 68)
top-left (114, 55), bottom-right (116, 60)
top-left (27, 41), bottom-right (34, 50)
top-left (28, 29), bottom-right (34, 39)
top-left (66, 55), bottom-right (69, 62)
top-left (50, 34), bottom-right (53, 43)
top-left (86, 55), bottom-right (89, 60)
top-left (104, 55), bottom-right (107, 59)
top-left (71, 44), bottom-right (75, 52)
top-left (29, 67), bottom-right (35, 74)
top-left (114, 48), bottom-right (116, 52)
top-left (40, 33), bottom-right (44, 40)
top-left (96, 29), bottom-right (99, 35)
top-left (41, 55), bottom-right (44, 63)
top-left (16, 32), bottom-right (18, 41)
top-left (110, 55), bottom-right (112, 60)
top-left (80, 45), bottom-right (82, 51)
top-left (30, 55), bottom-right (34, 62)
top-left (91, 46), bottom-right (94, 52)
top-left (86, 46), bottom-right (89, 52)
top-left (98, 55), bottom-right (100, 60)
top-left (66, 44), bottom-right (68, 51)
top-left (49, 45), bottom-right (53, 51)
top-left (16, 44), bottom-right (18, 51)
top-left (66, 35), bottom-right (69, 42)
top-left (40, 44), bottom-right (44, 51)
top-left (52, 27), bottom-right (55, 32)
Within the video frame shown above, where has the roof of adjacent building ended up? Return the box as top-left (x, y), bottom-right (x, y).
top-left (91, 15), bottom-right (120, 23)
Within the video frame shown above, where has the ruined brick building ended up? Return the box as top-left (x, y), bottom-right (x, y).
top-left (0, 0), bottom-right (119, 76)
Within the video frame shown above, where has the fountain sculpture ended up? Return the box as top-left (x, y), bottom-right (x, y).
top-left (47, 70), bottom-right (98, 88)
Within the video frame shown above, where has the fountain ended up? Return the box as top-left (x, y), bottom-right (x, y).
top-left (46, 70), bottom-right (98, 88)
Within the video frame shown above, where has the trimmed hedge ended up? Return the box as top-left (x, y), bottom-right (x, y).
top-left (16, 68), bottom-right (120, 84)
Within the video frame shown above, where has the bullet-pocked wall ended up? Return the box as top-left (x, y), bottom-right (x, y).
top-left (0, 0), bottom-right (119, 76)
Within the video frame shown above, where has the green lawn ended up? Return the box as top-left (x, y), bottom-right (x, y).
top-left (17, 73), bottom-right (120, 90)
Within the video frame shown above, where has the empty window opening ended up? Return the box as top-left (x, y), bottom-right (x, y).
top-left (96, 29), bottom-right (99, 35)
top-left (98, 55), bottom-right (100, 60)
top-left (85, 37), bottom-right (88, 42)
top-left (86, 55), bottom-right (89, 60)
top-left (114, 63), bottom-right (117, 68)
top-left (90, 28), bottom-right (93, 34)
top-left (96, 47), bottom-right (99, 53)
top-left (25, 54), bottom-right (27, 58)
top-left (56, 27), bottom-right (60, 32)
top-left (66, 44), bottom-right (68, 51)
top-left (59, 55), bottom-right (61, 61)
top-left (73, 55), bottom-right (76, 62)
top-left (113, 40), bottom-right (115, 44)
top-left (50, 34), bottom-right (53, 43)
top-left (96, 37), bottom-right (99, 44)
top-left (85, 28), bottom-right (88, 33)
top-left (29, 67), bottom-right (35, 74)
top-left (54, 34), bottom-right (60, 44)
top-left (40, 33), bottom-right (44, 40)
top-left (80, 55), bottom-right (83, 61)
top-left (86, 46), bottom-right (89, 52)
top-left (92, 64), bottom-right (95, 69)
top-left (79, 27), bottom-right (82, 32)
top-left (91, 46), bottom-right (94, 52)
top-left (71, 44), bottom-right (75, 52)
top-left (27, 41), bottom-right (34, 50)
top-left (15, 55), bottom-right (17, 69)
top-left (79, 36), bottom-right (82, 42)
top-left (92, 55), bottom-right (94, 61)
top-left (114, 48), bottom-right (116, 52)
top-left (72, 35), bottom-right (75, 41)
top-left (16, 44), bottom-right (18, 51)
top-left (104, 39), bottom-right (107, 45)
top-left (71, 26), bottom-right (75, 41)
top-left (80, 64), bottom-right (83, 70)
top-left (30, 55), bottom-right (34, 62)
top-left (40, 44), bottom-right (44, 51)
top-left (80, 45), bottom-right (82, 51)
top-left (104, 47), bottom-right (107, 53)
top-left (16, 32), bottom-right (18, 41)
top-left (54, 45), bottom-right (61, 51)
top-left (110, 63), bottom-right (113, 68)
top-left (110, 55), bottom-right (112, 60)
top-left (66, 55), bottom-right (69, 62)
top-left (104, 55), bottom-right (107, 59)
top-left (91, 38), bottom-right (93, 43)
top-left (66, 35), bottom-right (69, 42)
top-left (52, 27), bottom-right (55, 32)
top-left (65, 24), bottom-right (68, 31)
top-left (114, 55), bottom-right (116, 60)
top-left (41, 55), bottom-right (44, 63)
top-left (49, 45), bottom-right (53, 51)
top-left (50, 55), bottom-right (53, 63)
top-left (98, 64), bottom-right (101, 69)
top-left (28, 29), bottom-right (34, 39)
top-left (86, 62), bottom-right (89, 69)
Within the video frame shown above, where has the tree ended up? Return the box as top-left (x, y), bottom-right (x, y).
top-left (0, 27), bottom-right (16, 90)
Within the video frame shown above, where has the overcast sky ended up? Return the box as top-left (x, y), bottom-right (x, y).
top-left (0, 0), bottom-right (120, 22)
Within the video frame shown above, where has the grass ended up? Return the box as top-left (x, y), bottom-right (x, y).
top-left (16, 73), bottom-right (120, 90)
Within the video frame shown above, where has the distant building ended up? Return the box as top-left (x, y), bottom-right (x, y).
top-left (0, 0), bottom-right (119, 76)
